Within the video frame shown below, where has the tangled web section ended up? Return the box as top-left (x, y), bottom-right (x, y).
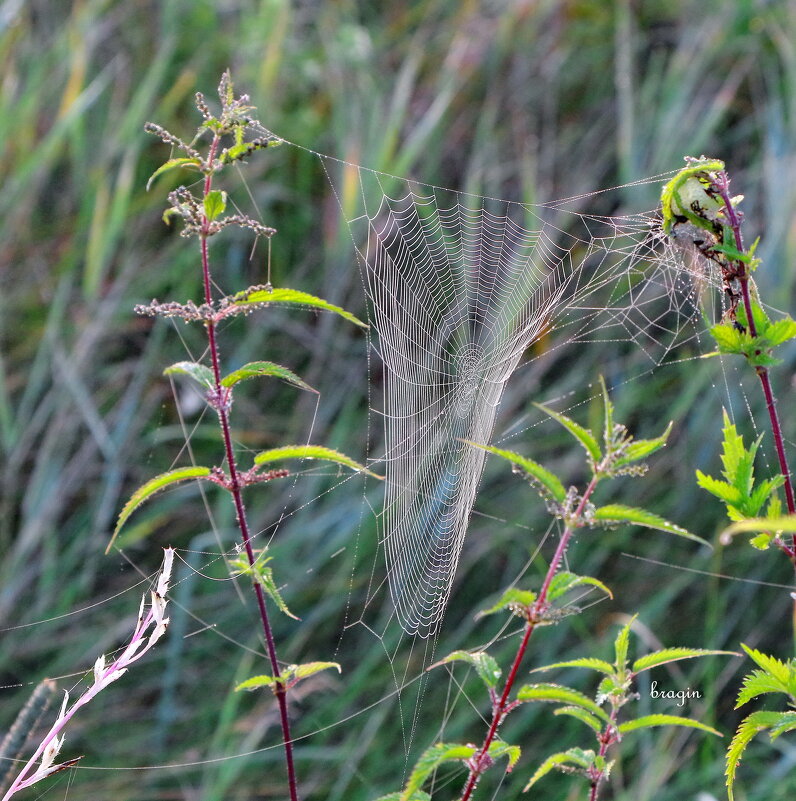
top-left (319, 157), bottom-right (715, 638)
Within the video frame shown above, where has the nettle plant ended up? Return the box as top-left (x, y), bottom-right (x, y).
top-left (661, 158), bottom-right (796, 798)
top-left (379, 380), bottom-right (728, 801)
top-left (110, 73), bottom-right (376, 801)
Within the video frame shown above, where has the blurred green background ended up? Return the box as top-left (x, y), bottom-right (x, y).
top-left (2, 1), bottom-right (796, 799)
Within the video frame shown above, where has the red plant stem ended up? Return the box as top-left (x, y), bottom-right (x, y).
top-left (588, 707), bottom-right (619, 801)
top-left (200, 135), bottom-right (299, 801)
top-left (715, 173), bottom-right (796, 519)
top-left (459, 474), bottom-right (601, 801)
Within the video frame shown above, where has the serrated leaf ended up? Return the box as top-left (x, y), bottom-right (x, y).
top-left (535, 402), bottom-right (602, 464)
top-left (735, 670), bottom-right (790, 708)
top-left (618, 714), bottom-right (721, 737)
top-left (766, 316), bottom-right (796, 347)
top-left (614, 616), bottom-right (634, 671)
top-left (591, 504), bottom-right (707, 544)
top-left (289, 661), bottom-right (342, 682)
top-left (516, 683), bottom-right (610, 722)
top-left (462, 442), bottom-right (566, 503)
top-left (615, 422), bottom-right (672, 468)
top-left (594, 504), bottom-right (707, 544)
top-left (253, 445), bottom-right (381, 478)
top-left (695, 470), bottom-right (742, 506)
top-left (531, 657), bottom-right (615, 676)
top-left (726, 710), bottom-right (785, 800)
top-left (487, 740), bottom-right (521, 771)
top-left (632, 648), bottom-right (734, 674)
top-left (547, 571), bottom-right (613, 602)
top-left (402, 743), bottom-right (477, 800)
top-left (146, 157), bottom-right (202, 191)
top-left (710, 323), bottom-right (744, 353)
top-left (204, 189), bottom-right (227, 221)
top-left (233, 287), bottom-right (367, 328)
top-left (739, 644), bottom-right (793, 689)
top-left (108, 466), bottom-right (212, 553)
top-left (435, 650), bottom-right (502, 689)
top-left (230, 553), bottom-right (298, 620)
top-left (221, 361), bottom-right (316, 393)
top-left (554, 705), bottom-right (605, 734)
top-left (235, 674), bottom-right (278, 691)
top-left (164, 361), bottom-right (215, 391)
top-left (749, 532), bottom-right (773, 550)
top-left (235, 662), bottom-right (341, 693)
top-left (524, 747), bottom-right (596, 790)
top-left (476, 588), bottom-right (536, 619)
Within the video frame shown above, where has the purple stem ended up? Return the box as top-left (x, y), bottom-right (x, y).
top-left (200, 136), bottom-right (299, 801)
top-left (459, 474), bottom-right (601, 801)
top-left (714, 173), bottom-right (796, 520)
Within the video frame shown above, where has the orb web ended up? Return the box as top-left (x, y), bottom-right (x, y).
top-left (318, 158), bottom-right (717, 637)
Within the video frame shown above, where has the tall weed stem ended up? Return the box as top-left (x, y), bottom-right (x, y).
top-left (713, 171), bottom-right (796, 519)
top-left (459, 475), bottom-right (600, 801)
top-left (199, 133), bottom-right (298, 801)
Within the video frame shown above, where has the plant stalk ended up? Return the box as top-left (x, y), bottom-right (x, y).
top-left (459, 474), bottom-right (601, 801)
top-left (200, 135), bottom-right (299, 801)
top-left (715, 172), bottom-right (796, 518)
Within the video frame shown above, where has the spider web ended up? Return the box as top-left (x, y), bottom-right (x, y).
top-left (318, 157), bottom-right (720, 638)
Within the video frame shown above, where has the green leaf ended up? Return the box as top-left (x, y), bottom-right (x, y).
top-left (108, 466), bottom-right (212, 553)
top-left (726, 710), bottom-right (786, 801)
top-left (614, 422), bottom-right (672, 468)
top-left (146, 157), bottom-right (202, 191)
top-left (516, 683), bottom-right (610, 722)
top-left (487, 740), bottom-right (521, 771)
top-left (402, 743), bottom-right (477, 800)
top-left (476, 587), bottom-right (536, 619)
top-left (253, 445), bottom-right (381, 478)
top-left (766, 316), bottom-right (796, 347)
top-left (739, 644), bottom-right (793, 691)
top-left (769, 711), bottom-right (796, 740)
top-left (373, 793), bottom-right (431, 801)
top-left (221, 361), bottom-right (316, 393)
top-left (547, 571), bottom-right (613, 602)
top-left (232, 287), bottom-right (367, 328)
top-left (600, 376), bottom-right (615, 452)
top-left (614, 616), bottom-right (635, 671)
top-left (434, 650), bottom-right (502, 689)
top-left (710, 322), bottom-right (744, 354)
top-left (591, 504), bottom-right (707, 545)
top-left (695, 470), bottom-right (741, 506)
top-left (235, 662), bottom-right (341, 693)
top-left (553, 705), bottom-right (605, 734)
top-left (632, 648), bottom-right (734, 674)
top-left (524, 747), bottom-right (596, 790)
top-left (229, 552), bottom-right (298, 620)
top-left (462, 441), bottom-right (566, 503)
top-left (531, 657), bottom-right (615, 675)
top-left (535, 402), bottom-right (602, 465)
top-left (204, 189), bottom-right (227, 221)
top-left (164, 361), bottom-right (215, 391)
top-left (618, 714), bottom-right (721, 737)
